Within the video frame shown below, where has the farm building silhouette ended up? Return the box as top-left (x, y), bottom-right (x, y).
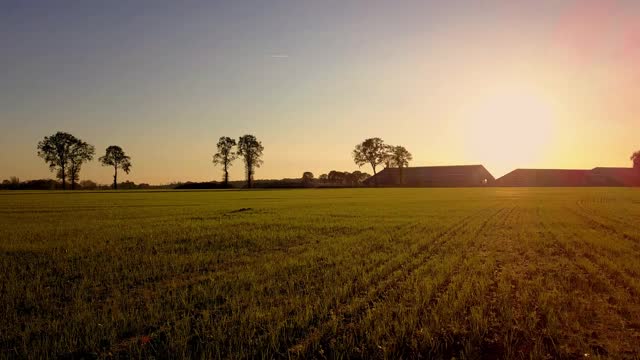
top-left (496, 167), bottom-right (640, 187)
top-left (589, 167), bottom-right (640, 186)
top-left (494, 169), bottom-right (591, 186)
top-left (365, 164), bottom-right (640, 187)
top-left (363, 165), bottom-right (494, 187)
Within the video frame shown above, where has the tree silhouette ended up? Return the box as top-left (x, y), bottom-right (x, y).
top-left (237, 135), bottom-right (264, 188)
top-left (632, 150), bottom-right (640, 169)
top-left (79, 180), bottom-right (98, 190)
top-left (353, 138), bottom-right (387, 186)
top-left (388, 145), bottom-right (413, 185)
top-left (99, 146), bottom-right (132, 190)
top-left (302, 171), bottom-right (314, 186)
top-left (37, 132), bottom-right (89, 190)
top-left (67, 140), bottom-right (95, 190)
top-left (213, 136), bottom-right (238, 187)
top-left (382, 145), bottom-right (396, 169)
top-left (351, 170), bottom-right (371, 185)
top-left (328, 170), bottom-right (346, 184)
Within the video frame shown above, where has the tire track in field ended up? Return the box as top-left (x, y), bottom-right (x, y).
top-left (108, 216), bottom-right (407, 304)
top-left (286, 204), bottom-right (510, 358)
top-left (575, 199), bottom-right (640, 232)
top-left (108, 205), bottom-right (503, 357)
top-left (561, 206), bottom-right (640, 291)
top-left (286, 206), bottom-right (502, 356)
top-left (503, 207), bottom-right (610, 358)
top-left (536, 208), bottom-right (640, 354)
top-left (379, 205), bottom-right (518, 358)
top-left (437, 205), bottom-right (521, 359)
top-left (106, 227), bottom-right (409, 356)
top-left (478, 205), bottom-right (572, 359)
top-left (538, 208), bottom-right (635, 295)
top-left (565, 205), bottom-right (640, 253)
top-left (560, 211), bottom-right (640, 282)
top-left (186, 205), bottom-right (503, 359)
top-left (472, 205), bottom-right (521, 357)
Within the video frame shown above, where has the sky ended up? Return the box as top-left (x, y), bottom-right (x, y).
top-left (1, 0), bottom-right (639, 184)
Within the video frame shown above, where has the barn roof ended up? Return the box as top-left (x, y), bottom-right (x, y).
top-left (364, 165), bottom-right (494, 186)
top-left (590, 167), bottom-right (640, 186)
top-left (495, 169), bottom-right (592, 186)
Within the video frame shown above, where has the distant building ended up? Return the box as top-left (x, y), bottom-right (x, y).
top-left (590, 167), bottom-right (640, 186)
top-left (363, 165), bottom-right (495, 187)
top-left (494, 169), bottom-right (591, 187)
top-left (495, 167), bottom-right (640, 187)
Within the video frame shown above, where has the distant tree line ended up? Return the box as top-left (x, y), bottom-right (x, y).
top-left (0, 178), bottom-right (155, 191)
top-left (312, 170), bottom-right (371, 186)
top-left (35, 131), bottom-right (132, 190)
top-left (2, 131), bottom-right (638, 191)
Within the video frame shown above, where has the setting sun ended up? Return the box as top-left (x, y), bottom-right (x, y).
top-left (461, 81), bottom-right (557, 176)
top-left (2, 1), bottom-right (640, 359)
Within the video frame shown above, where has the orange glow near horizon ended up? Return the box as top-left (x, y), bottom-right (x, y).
top-left (1, 1), bottom-right (639, 184)
top-left (461, 80), bottom-right (557, 176)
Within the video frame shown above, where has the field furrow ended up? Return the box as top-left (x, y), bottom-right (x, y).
top-left (2, 188), bottom-right (640, 358)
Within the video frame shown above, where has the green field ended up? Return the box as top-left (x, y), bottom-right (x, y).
top-left (1, 188), bottom-right (640, 359)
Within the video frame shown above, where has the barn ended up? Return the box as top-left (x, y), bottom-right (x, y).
top-left (363, 165), bottom-right (495, 187)
top-left (495, 167), bottom-right (640, 187)
top-left (589, 167), bottom-right (640, 186)
top-left (494, 169), bottom-right (591, 187)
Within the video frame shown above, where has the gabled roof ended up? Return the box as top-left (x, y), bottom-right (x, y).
top-left (495, 168), bottom-right (591, 186)
top-left (364, 164), bottom-right (494, 186)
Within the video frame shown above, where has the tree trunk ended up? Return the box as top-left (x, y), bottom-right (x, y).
top-left (224, 162), bottom-right (229, 187)
top-left (70, 164), bottom-right (75, 190)
top-left (113, 165), bottom-right (118, 190)
top-left (371, 164), bottom-right (378, 187)
top-left (61, 165), bottom-right (66, 190)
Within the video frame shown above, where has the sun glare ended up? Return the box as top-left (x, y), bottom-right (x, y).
top-left (462, 83), bottom-right (557, 175)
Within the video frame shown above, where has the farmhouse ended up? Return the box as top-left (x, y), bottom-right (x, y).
top-left (363, 165), bottom-right (495, 187)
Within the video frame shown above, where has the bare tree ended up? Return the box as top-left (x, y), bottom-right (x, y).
top-left (213, 136), bottom-right (238, 187)
top-left (99, 146), bottom-right (132, 190)
top-left (353, 138), bottom-right (387, 186)
top-left (237, 135), bottom-right (264, 188)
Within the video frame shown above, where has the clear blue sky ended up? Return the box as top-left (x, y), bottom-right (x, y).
top-left (1, 0), bottom-right (639, 184)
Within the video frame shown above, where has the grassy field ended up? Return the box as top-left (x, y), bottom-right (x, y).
top-left (1, 188), bottom-right (640, 359)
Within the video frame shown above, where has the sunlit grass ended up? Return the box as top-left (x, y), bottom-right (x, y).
top-left (1, 188), bottom-right (639, 358)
